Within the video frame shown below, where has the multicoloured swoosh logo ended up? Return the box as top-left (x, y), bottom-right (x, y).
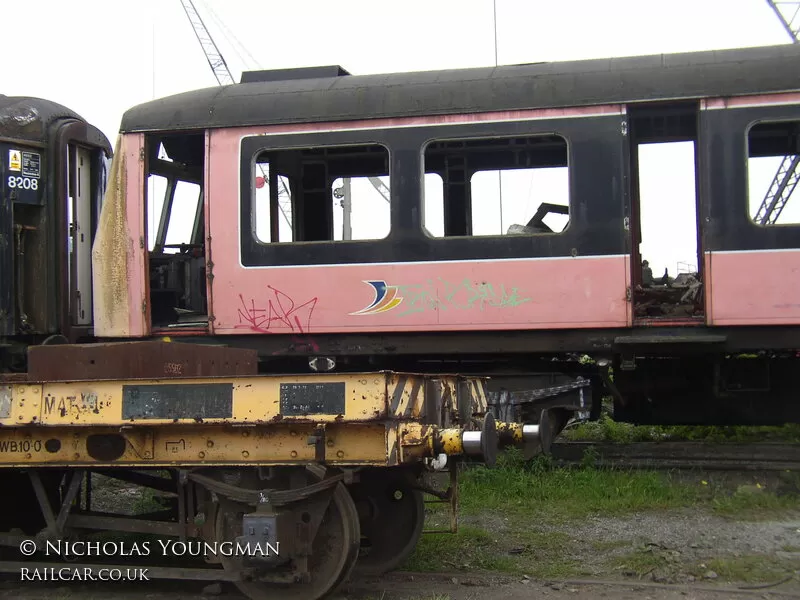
top-left (349, 280), bottom-right (404, 315)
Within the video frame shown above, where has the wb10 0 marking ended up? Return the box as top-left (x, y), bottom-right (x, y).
top-left (0, 440), bottom-right (42, 453)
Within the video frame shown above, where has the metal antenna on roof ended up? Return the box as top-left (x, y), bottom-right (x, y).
top-left (493, 0), bottom-right (504, 233)
top-left (493, 0), bottom-right (499, 67)
top-left (151, 14), bottom-right (155, 99)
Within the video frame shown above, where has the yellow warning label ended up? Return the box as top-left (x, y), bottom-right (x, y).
top-left (8, 150), bottom-right (21, 172)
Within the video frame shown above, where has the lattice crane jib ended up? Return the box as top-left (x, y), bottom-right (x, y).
top-left (767, 0), bottom-right (800, 42)
top-left (756, 1), bottom-right (800, 225)
top-left (179, 0), bottom-right (235, 86)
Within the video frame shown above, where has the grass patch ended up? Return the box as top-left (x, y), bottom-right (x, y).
top-left (403, 525), bottom-right (518, 573)
top-left (563, 415), bottom-right (800, 444)
top-left (608, 547), bottom-right (673, 577)
top-left (403, 525), bottom-right (582, 579)
top-left (402, 447), bottom-right (800, 577)
top-left (458, 450), bottom-right (700, 523)
top-left (710, 483), bottom-right (800, 520)
top-left (692, 555), bottom-right (800, 583)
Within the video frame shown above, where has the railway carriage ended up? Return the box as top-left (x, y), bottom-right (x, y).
top-left (0, 95), bottom-right (111, 368)
top-left (100, 42), bottom-right (800, 427)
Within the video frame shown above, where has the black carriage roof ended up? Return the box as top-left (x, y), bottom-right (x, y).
top-left (0, 95), bottom-right (85, 142)
top-left (120, 43), bottom-right (800, 134)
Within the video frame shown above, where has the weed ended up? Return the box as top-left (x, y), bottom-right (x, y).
top-left (402, 448), bottom-right (800, 579)
top-left (403, 526), bottom-right (521, 574)
top-left (563, 416), bottom-right (800, 444)
top-left (692, 555), bottom-right (800, 583)
top-left (711, 484), bottom-right (800, 519)
top-left (458, 452), bottom-right (699, 523)
top-left (608, 546), bottom-right (672, 577)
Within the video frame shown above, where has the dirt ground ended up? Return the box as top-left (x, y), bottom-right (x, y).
top-left (2, 472), bottom-right (799, 599)
top-left (1, 570), bottom-right (799, 600)
top-left (1, 509), bottom-right (799, 600)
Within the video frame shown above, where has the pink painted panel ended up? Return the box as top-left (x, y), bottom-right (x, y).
top-left (702, 92), bottom-right (800, 110)
top-left (707, 250), bottom-right (800, 325)
top-left (212, 256), bottom-right (630, 335)
top-left (205, 107), bottom-right (631, 336)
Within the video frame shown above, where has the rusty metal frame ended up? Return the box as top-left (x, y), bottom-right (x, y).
top-left (421, 460), bottom-right (458, 535)
top-left (29, 469), bottom-right (84, 538)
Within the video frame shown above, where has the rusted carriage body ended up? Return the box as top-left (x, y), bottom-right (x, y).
top-left (92, 43), bottom-right (800, 427)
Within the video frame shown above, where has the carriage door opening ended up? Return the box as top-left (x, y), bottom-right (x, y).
top-left (67, 144), bottom-right (93, 325)
top-left (628, 102), bottom-right (704, 324)
top-left (144, 134), bottom-right (208, 332)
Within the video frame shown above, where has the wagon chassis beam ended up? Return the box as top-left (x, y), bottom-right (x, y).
top-left (188, 467), bottom-right (344, 506)
top-left (30, 469), bottom-right (84, 540)
top-left (91, 468), bottom-right (177, 494)
top-left (0, 468), bottom-right (204, 550)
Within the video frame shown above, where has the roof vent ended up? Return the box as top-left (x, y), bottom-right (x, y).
top-left (239, 65), bottom-right (351, 84)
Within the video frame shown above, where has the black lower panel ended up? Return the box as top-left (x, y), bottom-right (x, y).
top-left (613, 355), bottom-right (800, 426)
top-left (156, 325), bottom-right (800, 358)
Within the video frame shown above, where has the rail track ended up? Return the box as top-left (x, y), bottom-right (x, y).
top-left (549, 441), bottom-right (800, 471)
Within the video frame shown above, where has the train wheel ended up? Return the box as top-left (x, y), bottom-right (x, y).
top-left (350, 479), bottom-right (425, 576)
top-left (214, 472), bottom-right (360, 600)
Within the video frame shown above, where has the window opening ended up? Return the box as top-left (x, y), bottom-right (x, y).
top-left (423, 134), bottom-right (569, 238)
top-left (164, 180), bottom-right (201, 253)
top-left (144, 133), bottom-right (207, 330)
top-left (629, 103), bottom-right (703, 321)
top-left (254, 163), bottom-right (293, 242)
top-left (638, 142), bottom-right (699, 282)
top-left (748, 121), bottom-right (800, 226)
top-left (252, 144), bottom-right (390, 243)
top-left (332, 176), bottom-right (390, 240)
top-left (146, 174), bottom-right (168, 251)
top-left (423, 173), bottom-right (445, 237)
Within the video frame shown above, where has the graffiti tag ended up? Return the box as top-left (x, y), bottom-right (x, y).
top-left (237, 286), bottom-right (318, 334)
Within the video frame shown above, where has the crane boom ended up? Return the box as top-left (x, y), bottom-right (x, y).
top-left (767, 0), bottom-right (800, 41)
top-left (179, 0), bottom-right (235, 86)
top-left (756, 1), bottom-right (800, 225)
top-left (368, 177), bottom-right (390, 203)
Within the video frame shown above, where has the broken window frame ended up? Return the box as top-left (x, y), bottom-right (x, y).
top-left (745, 118), bottom-right (800, 228)
top-left (249, 142), bottom-right (392, 246)
top-left (421, 132), bottom-right (572, 239)
top-left (146, 143), bottom-right (205, 254)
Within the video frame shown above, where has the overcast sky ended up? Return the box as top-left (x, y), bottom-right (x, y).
top-left (4, 0), bottom-right (797, 277)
